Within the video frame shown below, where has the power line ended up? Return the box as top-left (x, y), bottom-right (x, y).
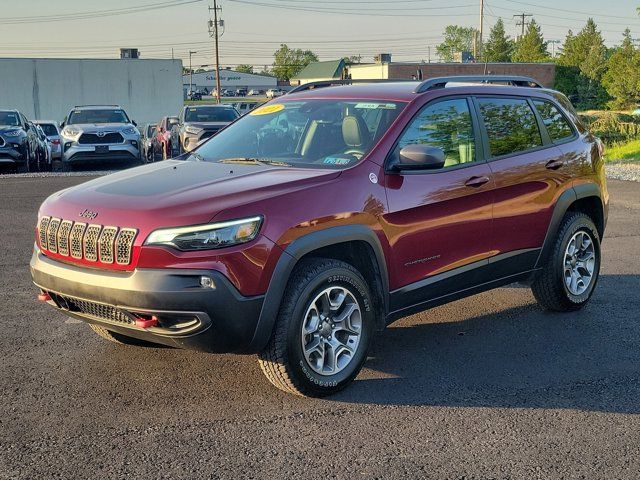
top-left (0, 0), bottom-right (204, 25)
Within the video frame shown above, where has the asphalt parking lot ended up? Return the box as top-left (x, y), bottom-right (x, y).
top-left (1, 175), bottom-right (639, 479)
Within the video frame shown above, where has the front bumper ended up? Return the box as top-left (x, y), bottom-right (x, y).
top-left (62, 142), bottom-right (140, 164)
top-left (0, 144), bottom-right (26, 164)
top-left (181, 130), bottom-right (219, 152)
top-left (30, 247), bottom-right (264, 353)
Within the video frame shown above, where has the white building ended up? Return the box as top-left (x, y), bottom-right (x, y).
top-left (184, 69), bottom-right (277, 93)
top-left (0, 57), bottom-right (183, 125)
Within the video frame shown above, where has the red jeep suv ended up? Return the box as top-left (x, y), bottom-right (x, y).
top-left (31, 76), bottom-right (608, 397)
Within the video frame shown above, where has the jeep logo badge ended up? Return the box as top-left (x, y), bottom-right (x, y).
top-left (79, 209), bottom-right (98, 220)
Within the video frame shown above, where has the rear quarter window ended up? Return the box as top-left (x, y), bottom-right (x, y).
top-left (533, 100), bottom-right (575, 143)
top-left (477, 97), bottom-right (542, 158)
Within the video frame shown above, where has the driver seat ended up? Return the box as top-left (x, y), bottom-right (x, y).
top-left (342, 115), bottom-right (371, 157)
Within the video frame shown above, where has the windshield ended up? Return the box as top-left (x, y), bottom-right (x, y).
top-left (145, 124), bottom-right (154, 137)
top-left (67, 108), bottom-right (130, 125)
top-left (37, 123), bottom-right (58, 136)
top-left (193, 99), bottom-right (405, 169)
top-left (185, 106), bottom-right (239, 123)
top-left (0, 111), bottom-right (20, 127)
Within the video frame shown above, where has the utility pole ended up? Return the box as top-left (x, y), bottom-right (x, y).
top-left (513, 13), bottom-right (533, 39)
top-left (478, 0), bottom-right (484, 61)
top-left (189, 50), bottom-right (197, 93)
top-left (208, 1), bottom-right (223, 103)
top-left (548, 39), bottom-right (560, 58)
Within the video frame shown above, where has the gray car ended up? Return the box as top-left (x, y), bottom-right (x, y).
top-left (34, 120), bottom-right (62, 160)
top-left (171, 105), bottom-right (239, 155)
top-left (60, 105), bottom-right (141, 171)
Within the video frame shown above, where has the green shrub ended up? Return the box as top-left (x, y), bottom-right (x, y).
top-left (580, 111), bottom-right (640, 143)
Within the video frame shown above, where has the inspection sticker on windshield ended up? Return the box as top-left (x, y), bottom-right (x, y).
top-left (250, 104), bottom-right (285, 116)
top-left (355, 103), bottom-right (396, 110)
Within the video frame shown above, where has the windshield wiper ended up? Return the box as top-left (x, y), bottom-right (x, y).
top-left (217, 157), bottom-right (291, 167)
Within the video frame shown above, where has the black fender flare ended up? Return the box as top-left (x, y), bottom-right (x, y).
top-left (535, 183), bottom-right (602, 268)
top-left (247, 225), bottom-right (389, 352)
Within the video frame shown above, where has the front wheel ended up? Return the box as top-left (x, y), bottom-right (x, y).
top-left (258, 258), bottom-right (375, 397)
top-left (531, 212), bottom-right (601, 312)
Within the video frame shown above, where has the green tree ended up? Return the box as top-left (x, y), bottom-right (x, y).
top-left (235, 64), bottom-right (254, 74)
top-left (512, 19), bottom-right (549, 62)
top-left (271, 44), bottom-right (318, 81)
top-left (557, 19), bottom-right (609, 108)
top-left (603, 29), bottom-right (640, 109)
top-left (436, 25), bottom-right (478, 62)
top-left (483, 18), bottom-right (514, 62)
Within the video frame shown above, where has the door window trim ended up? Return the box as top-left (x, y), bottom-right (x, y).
top-left (530, 98), bottom-right (579, 147)
top-left (472, 94), bottom-right (554, 162)
top-left (384, 95), bottom-right (487, 175)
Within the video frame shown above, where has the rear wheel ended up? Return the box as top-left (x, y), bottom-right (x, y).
top-left (258, 258), bottom-right (375, 397)
top-left (532, 212), bottom-right (601, 311)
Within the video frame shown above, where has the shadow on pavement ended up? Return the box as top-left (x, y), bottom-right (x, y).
top-left (335, 274), bottom-right (640, 412)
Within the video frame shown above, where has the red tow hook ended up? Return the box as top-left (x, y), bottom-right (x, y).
top-left (134, 315), bottom-right (159, 329)
top-left (38, 292), bottom-right (51, 302)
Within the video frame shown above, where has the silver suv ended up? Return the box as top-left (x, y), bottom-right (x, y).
top-left (60, 105), bottom-right (141, 171)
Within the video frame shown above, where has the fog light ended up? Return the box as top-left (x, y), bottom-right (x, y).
top-left (130, 140), bottom-right (138, 148)
top-left (200, 276), bottom-right (216, 289)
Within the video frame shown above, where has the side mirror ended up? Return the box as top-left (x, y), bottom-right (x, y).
top-left (132, 120), bottom-right (137, 126)
top-left (60, 121), bottom-right (65, 128)
top-left (395, 144), bottom-right (445, 171)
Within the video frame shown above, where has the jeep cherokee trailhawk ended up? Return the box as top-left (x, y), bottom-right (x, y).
top-left (31, 76), bottom-right (608, 396)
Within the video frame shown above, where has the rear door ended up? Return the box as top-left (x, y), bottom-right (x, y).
top-left (474, 95), bottom-right (572, 273)
top-left (383, 96), bottom-right (495, 311)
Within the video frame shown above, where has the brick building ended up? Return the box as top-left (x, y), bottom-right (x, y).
top-left (347, 61), bottom-right (556, 87)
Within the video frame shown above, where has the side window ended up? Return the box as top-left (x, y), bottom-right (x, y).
top-left (393, 98), bottom-right (476, 169)
top-left (533, 100), bottom-right (574, 142)
top-left (477, 97), bottom-right (542, 158)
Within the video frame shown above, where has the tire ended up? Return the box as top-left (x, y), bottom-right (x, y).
top-left (16, 160), bottom-right (29, 173)
top-left (89, 324), bottom-right (160, 347)
top-left (61, 161), bottom-right (72, 172)
top-left (531, 212), bottom-right (601, 312)
top-left (258, 258), bottom-right (375, 397)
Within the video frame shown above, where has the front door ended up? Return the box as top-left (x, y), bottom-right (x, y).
top-left (382, 97), bottom-right (495, 312)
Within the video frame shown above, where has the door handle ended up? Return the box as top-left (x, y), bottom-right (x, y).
top-left (465, 175), bottom-right (490, 188)
top-left (545, 159), bottom-right (564, 170)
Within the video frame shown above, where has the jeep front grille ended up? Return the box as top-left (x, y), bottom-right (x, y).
top-left (38, 216), bottom-right (137, 265)
top-left (78, 132), bottom-right (124, 144)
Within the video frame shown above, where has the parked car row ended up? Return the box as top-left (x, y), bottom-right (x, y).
top-left (0, 109), bottom-right (56, 172)
top-left (2, 100), bottom-right (263, 173)
top-left (141, 104), bottom-right (241, 162)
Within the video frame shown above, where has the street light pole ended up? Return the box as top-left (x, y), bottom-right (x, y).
top-left (189, 50), bottom-right (197, 93)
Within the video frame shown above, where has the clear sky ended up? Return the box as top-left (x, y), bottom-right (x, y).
top-left (0, 0), bottom-right (637, 70)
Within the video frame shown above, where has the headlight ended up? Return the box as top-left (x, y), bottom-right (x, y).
top-left (122, 127), bottom-right (138, 135)
top-left (144, 216), bottom-right (262, 251)
top-left (61, 126), bottom-right (81, 139)
top-left (3, 130), bottom-right (22, 137)
top-left (185, 125), bottom-right (202, 135)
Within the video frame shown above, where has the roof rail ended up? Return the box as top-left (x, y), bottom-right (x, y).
top-left (287, 79), bottom-right (408, 95)
top-left (413, 75), bottom-right (542, 93)
top-left (72, 104), bottom-right (122, 108)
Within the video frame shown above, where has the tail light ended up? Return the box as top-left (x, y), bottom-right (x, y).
top-left (52, 139), bottom-right (60, 145)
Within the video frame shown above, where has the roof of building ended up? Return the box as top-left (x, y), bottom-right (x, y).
top-left (292, 59), bottom-right (345, 81)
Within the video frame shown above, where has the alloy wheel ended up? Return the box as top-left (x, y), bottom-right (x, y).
top-left (301, 286), bottom-right (362, 376)
top-left (563, 230), bottom-right (596, 296)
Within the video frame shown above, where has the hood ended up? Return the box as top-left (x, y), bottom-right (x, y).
top-left (184, 121), bottom-right (230, 130)
top-left (39, 160), bottom-right (340, 234)
top-left (0, 126), bottom-right (23, 134)
top-left (67, 123), bottom-right (135, 132)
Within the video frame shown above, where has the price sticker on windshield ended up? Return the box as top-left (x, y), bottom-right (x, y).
top-left (250, 104), bottom-right (285, 116)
